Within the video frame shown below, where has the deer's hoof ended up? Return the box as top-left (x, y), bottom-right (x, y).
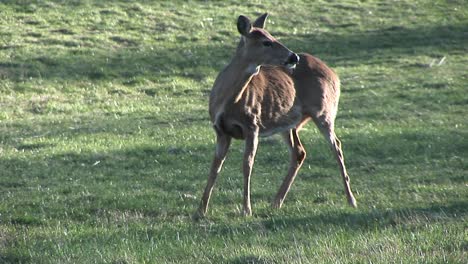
top-left (192, 209), bottom-right (206, 221)
top-left (348, 196), bottom-right (358, 208)
top-left (243, 208), bottom-right (252, 217)
top-left (272, 198), bottom-right (283, 209)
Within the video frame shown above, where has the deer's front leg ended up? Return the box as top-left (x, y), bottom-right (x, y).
top-left (194, 133), bottom-right (231, 220)
top-left (242, 129), bottom-right (259, 216)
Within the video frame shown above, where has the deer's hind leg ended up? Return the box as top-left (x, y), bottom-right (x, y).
top-left (312, 114), bottom-right (357, 207)
top-left (273, 128), bottom-right (306, 209)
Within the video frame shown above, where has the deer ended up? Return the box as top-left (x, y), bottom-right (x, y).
top-left (194, 13), bottom-right (357, 219)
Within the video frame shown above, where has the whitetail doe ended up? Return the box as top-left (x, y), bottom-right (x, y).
top-left (195, 13), bottom-right (357, 218)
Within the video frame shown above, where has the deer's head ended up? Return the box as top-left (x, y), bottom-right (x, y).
top-left (236, 13), bottom-right (299, 72)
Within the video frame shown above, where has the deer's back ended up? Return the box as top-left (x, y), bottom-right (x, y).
top-left (211, 54), bottom-right (340, 139)
top-left (292, 53), bottom-right (341, 119)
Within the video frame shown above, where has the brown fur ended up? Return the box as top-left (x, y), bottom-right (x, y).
top-left (210, 66), bottom-right (300, 139)
top-left (194, 14), bottom-right (357, 219)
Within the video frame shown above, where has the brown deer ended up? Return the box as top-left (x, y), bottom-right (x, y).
top-left (194, 13), bottom-right (357, 218)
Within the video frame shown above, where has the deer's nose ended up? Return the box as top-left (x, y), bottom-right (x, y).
top-left (287, 53), bottom-right (300, 65)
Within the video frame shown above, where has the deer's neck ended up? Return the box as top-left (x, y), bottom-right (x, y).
top-left (217, 56), bottom-right (260, 103)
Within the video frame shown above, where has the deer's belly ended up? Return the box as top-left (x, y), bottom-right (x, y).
top-left (259, 123), bottom-right (297, 137)
top-left (258, 105), bottom-right (302, 137)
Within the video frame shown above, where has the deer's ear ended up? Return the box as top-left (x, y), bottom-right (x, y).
top-left (237, 15), bottom-right (252, 36)
top-left (253, 13), bottom-right (268, 29)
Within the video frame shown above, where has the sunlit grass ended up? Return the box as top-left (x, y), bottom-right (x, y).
top-left (0, 0), bottom-right (466, 263)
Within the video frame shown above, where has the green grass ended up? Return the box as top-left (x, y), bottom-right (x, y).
top-left (0, 0), bottom-right (467, 263)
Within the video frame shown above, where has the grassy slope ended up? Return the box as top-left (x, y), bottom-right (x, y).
top-left (0, 0), bottom-right (467, 263)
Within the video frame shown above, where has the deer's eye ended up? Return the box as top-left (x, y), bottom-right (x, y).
top-left (262, 41), bottom-right (273, 47)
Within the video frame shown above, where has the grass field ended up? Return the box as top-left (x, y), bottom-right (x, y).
top-left (0, 0), bottom-right (467, 263)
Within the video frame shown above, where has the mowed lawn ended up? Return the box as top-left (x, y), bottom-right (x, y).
top-left (0, 0), bottom-right (466, 263)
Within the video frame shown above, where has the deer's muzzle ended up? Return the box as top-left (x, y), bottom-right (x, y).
top-left (284, 53), bottom-right (300, 69)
